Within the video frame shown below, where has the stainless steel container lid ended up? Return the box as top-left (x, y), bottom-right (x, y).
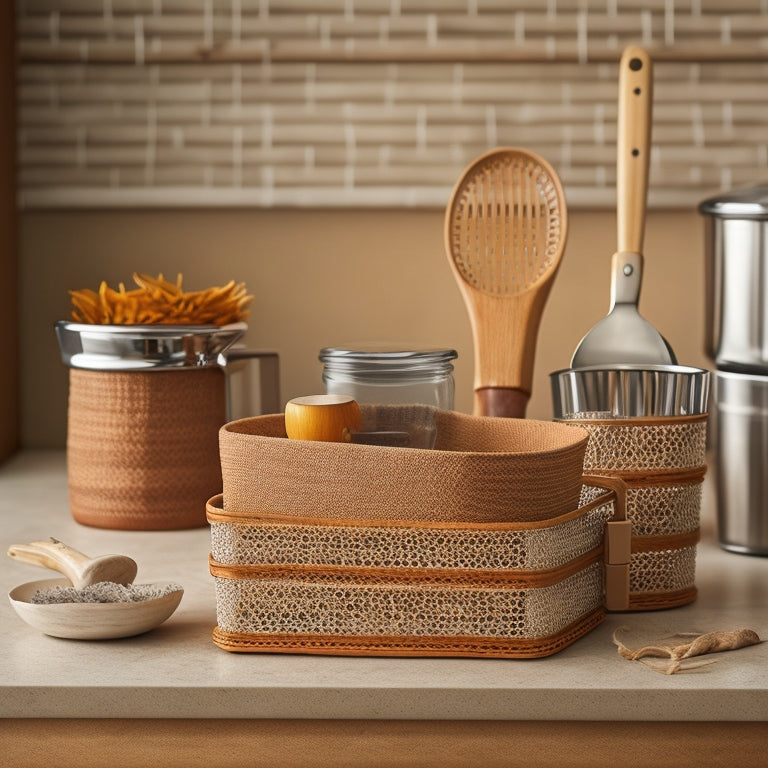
top-left (56, 321), bottom-right (247, 370)
top-left (550, 364), bottom-right (710, 419)
top-left (698, 183), bottom-right (768, 219)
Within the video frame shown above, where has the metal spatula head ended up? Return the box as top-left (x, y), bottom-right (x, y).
top-left (570, 46), bottom-right (676, 369)
top-left (571, 250), bottom-right (677, 367)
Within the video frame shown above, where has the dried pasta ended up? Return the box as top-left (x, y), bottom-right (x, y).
top-left (69, 272), bottom-right (252, 326)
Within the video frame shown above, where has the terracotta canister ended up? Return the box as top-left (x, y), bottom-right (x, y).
top-left (56, 322), bottom-right (279, 530)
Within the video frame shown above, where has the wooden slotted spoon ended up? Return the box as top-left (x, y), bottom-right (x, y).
top-left (445, 148), bottom-right (568, 417)
top-left (570, 46), bottom-right (676, 368)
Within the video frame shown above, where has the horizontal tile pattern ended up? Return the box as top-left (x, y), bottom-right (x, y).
top-left (16, 2), bottom-right (768, 208)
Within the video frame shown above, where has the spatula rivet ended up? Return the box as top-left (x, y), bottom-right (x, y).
top-left (623, 264), bottom-right (634, 276)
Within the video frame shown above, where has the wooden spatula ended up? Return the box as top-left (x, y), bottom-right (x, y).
top-left (445, 148), bottom-right (568, 417)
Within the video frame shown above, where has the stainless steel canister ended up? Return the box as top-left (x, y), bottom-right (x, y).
top-left (700, 184), bottom-right (768, 555)
top-left (699, 184), bottom-right (768, 372)
top-left (550, 364), bottom-right (710, 419)
top-left (713, 370), bottom-right (768, 555)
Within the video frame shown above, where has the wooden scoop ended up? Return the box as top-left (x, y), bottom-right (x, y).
top-left (570, 46), bottom-right (676, 368)
top-left (7, 538), bottom-right (138, 588)
top-left (445, 148), bottom-right (568, 417)
top-left (284, 394), bottom-right (363, 442)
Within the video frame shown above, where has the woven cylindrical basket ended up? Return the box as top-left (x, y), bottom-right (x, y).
top-left (67, 368), bottom-right (226, 530)
top-left (559, 414), bottom-right (708, 611)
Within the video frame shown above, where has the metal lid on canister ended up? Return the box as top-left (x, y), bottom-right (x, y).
top-left (55, 320), bottom-right (247, 370)
top-left (698, 183), bottom-right (768, 219)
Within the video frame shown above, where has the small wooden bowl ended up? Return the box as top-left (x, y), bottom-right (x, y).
top-left (8, 578), bottom-right (183, 640)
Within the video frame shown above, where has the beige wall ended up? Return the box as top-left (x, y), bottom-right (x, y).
top-left (19, 207), bottom-right (710, 449)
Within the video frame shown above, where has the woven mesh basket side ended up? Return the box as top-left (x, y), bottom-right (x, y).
top-left (210, 611), bottom-right (607, 658)
top-left (208, 496), bottom-right (615, 572)
top-left (211, 563), bottom-right (604, 640)
top-left (575, 415), bottom-right (707, 473)
top-left (562, 415), bottom-right (707, 611)
top-left (67, 368), bottom-right (225, 529)
top-left (207, 490), bottom-right (617, 657)
top-left (625, 482), bottom-right (702, 537)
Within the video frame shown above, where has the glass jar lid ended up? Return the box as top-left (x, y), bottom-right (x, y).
top-left (319, 346), bottom-right (457, 374)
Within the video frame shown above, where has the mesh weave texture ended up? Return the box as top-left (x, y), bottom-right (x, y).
top-left (207, 490), bottom-right (616, 657)
top-left (563, 415), bottom-right (707, 611)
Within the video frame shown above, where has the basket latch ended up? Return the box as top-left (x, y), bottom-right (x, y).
top-left (605, 519), bottom-right (631, 611)
top-left (584, 474), bottom-right (631, 611)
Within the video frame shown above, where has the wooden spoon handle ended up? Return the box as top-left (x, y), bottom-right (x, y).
top-left (617, 46), bottom-right (652, 255)
top-left (475, 387), bottom-right (529, 418)
top-left (7, 539), bottom-right (138, 588)
top-left (7, 539), bottom-right (90, 584)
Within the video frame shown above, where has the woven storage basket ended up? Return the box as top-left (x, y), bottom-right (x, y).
top-left (559, 414), bottom-right (707, 611)
top-left (207, 484), bottom-right (624, 658)
top-left (67, 368), bottom-right (225, 530)
top-left (219, 407), bottom-right (589, 524)
top-left (210, 407), bottom-right (631, 657)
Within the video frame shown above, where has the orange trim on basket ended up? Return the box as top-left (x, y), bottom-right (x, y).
top-left (205, 489), bottom-right (618, 531)
top-left (628, 586), bottom-right (698, 611)
top-left (208, 547), bottom-right (605, 589)
top-left (631, 529), bottom-right (701, 553)
top-left (210, 607), bottom-right (607, 658)
top-left (581, 466), bottom-right (707, 486)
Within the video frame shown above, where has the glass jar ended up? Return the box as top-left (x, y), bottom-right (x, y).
top-left (319, 346), bottom-right (457, 409)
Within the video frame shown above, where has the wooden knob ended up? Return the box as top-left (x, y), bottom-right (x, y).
top-left (284, 394), bottom-right (362, 442)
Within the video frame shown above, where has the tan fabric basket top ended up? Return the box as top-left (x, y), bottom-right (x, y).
top-left (219, 406), bottom-right (589, 524)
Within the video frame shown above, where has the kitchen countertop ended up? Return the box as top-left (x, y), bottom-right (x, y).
top-left (1, 450), bottom-right (766, 724)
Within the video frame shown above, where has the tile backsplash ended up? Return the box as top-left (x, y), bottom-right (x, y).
top-left (16, 1), bottom-right (768, 209)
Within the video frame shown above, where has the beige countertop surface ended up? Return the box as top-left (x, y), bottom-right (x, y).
top-left (1, 450), bottom-right (766, 722)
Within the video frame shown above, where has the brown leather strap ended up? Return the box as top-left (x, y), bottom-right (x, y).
top-left (632, 529), bottom-right (701, 553)
top-left (209, 547), bottom-right (604, 589)
top-left (582, 466), bottom-right (707, 487)
top-left (206, 491), bottom-right (618, 531)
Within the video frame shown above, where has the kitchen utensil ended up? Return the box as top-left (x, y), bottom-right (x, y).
top-left (7, 538), bottom-right (138, 588)
top-left (570, 46), bottom-right (676, 368)
top-left (713, 369), bottom-right (768, 555)
top-left (445, 147), bottom-right (568, 418)
top-left (699, 183), bottom-right (768, 372)
top-left (8, 578), bottom-right (183, 639)
top-left (550, 364), bottom-right (710, 419)
top-left (284, 394), bottom-right (363, 442)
